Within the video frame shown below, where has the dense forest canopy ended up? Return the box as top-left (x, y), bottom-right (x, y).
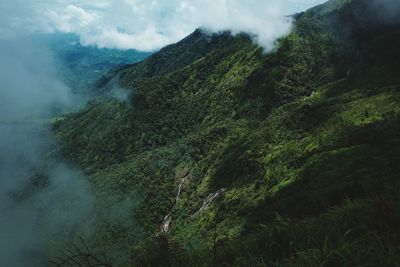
top-left (1, 0), bottom-right (400, 266)
top-left (52, 0), bottom-right (400, 265)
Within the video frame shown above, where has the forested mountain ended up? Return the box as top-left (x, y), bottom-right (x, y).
top-left (53, 0), bottom-right (400, 265)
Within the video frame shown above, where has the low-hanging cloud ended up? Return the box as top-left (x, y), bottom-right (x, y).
top-left (0, 37), bottom-right (95, 267)
top-left (0, 0), bottom-right (327, 51)
top-left (373, 0), bottom-right (400, 24)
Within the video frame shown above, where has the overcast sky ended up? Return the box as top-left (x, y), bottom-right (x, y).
top-left (0, 0), bottom-right (327, 51)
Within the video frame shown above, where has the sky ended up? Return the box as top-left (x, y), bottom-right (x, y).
top-left (0, 0), bottom-right (327, 51)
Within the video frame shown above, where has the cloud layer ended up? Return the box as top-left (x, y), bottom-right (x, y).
top-left (0, 37), bottom-right (94, 266)
top-left (0, 0), bottom-right (326, 51)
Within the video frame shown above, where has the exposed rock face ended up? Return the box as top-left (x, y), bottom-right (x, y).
top-left (160, 214), bottom-right (172, 233)
top-left (193, 188), bottom-right (226, 218)
top-left (160, 171), bottom-right (189, 233)
top-left (175, 174), bottom-right (188, 203)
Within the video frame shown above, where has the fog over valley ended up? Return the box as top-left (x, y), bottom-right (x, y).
top-left (1, 0), bottom-right (400, 266)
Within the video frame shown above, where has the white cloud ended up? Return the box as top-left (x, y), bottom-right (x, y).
top-left (0, 0), bottom-right (327, 51)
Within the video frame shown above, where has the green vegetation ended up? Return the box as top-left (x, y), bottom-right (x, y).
top-left (53, 0), bottom-right (400, 265)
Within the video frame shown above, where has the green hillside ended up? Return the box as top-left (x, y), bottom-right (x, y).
top-left (54, 0), bottom-right (400, 266)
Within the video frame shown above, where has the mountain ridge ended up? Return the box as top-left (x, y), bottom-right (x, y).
top-left (53, 0), bottom-right (400, 265)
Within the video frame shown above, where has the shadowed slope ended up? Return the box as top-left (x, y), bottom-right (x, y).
top-left (54, 0), bottom-right (400, 265)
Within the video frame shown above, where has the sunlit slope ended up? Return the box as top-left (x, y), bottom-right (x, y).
top-left (54, 0), bottom-right (400, 265)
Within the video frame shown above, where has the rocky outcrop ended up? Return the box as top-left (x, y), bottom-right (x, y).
top-left (192, 188), bottom-right (226, 217)
top-left (159, 170), bottom-right (189, 233)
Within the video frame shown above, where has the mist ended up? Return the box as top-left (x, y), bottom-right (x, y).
top-left (0, 37), bottom-right (94, 266)
top-left (0, 0), bottom-right (327, 52)
top-left (374, 0), bottom-right (400, 24)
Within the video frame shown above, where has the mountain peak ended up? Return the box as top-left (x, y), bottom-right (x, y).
top-left (52, 1), bottom-right (400, 265)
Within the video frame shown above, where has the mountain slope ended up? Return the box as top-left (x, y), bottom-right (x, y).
top-left (54, 0), bottom-right (400, 266)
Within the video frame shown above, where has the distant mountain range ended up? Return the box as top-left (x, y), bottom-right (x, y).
top-left (31, 33), bottom-right (152, 93)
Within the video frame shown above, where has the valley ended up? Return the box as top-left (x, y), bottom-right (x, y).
top-left (1, 0), bottom-right (400, 266)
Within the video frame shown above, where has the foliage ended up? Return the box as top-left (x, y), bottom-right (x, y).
top-left (53, 0), bottom-right (400, 265)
